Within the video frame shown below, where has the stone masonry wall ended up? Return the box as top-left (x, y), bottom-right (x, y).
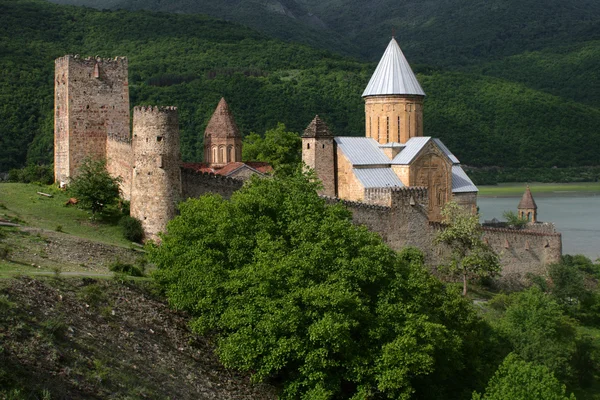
top-left (54, 55), bottom-right (129, 184)
top-left (106, 137), bottom-right (133, 200)
top-left (181, 169), bottom-right (243, 200)
top-left (131, 106), bottom-right (181, 241)
top-left (336, 148), bottom-right (365, 201)
top-left (327, 190), bottom-right (562, 279)
top-left (364, 95), bottom-right (424, 144)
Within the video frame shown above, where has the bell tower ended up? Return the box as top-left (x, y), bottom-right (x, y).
top-left (362, 38), bottom-right (425, 144)
top-left (518, 186), bottom-right (538, 223)
top-left (204, 98), bottom-right (242, 168)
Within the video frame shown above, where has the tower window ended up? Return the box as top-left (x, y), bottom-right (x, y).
top-left (398, 116), bottom-right (400, 140)
top-left (386, 117), bottom-right (389, 142)
top-left (307, 143), bottom-right (310, 149)
top-left (156, 136), bottom-right (163, 142)
top-left (322, 144), bottom-right (325, 149)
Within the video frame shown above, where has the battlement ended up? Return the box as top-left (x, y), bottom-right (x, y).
top-left (320, 195), bottom-right (392, 211)
top-left (390, 186), bottom-right (428, 209)
top-left (107, 132), bottom-right (132, 145)
top-left (55, 55), bottom-right (128, 67)
top-left (133, 105), bottom-right (178, 114)
top-left (481, 226), bottom-right (562, 238)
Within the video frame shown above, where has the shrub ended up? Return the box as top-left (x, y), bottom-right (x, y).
top-left (119, 216), bottom-right (143, 243)
top-left (108, 259), bottom-right (144, 277)
top-left (7, 165), bottom-right (53, 184)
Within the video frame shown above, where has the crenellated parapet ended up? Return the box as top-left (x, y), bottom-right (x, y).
top-left (390, 186), bottom-right (428, 209)
top-left (181, 167), bottom-right (244, 200)
top-left (320, 195), bottom-right (392, 211)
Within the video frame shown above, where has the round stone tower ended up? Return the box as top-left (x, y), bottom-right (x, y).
top-left (130, 106), bottom-right (182, 241)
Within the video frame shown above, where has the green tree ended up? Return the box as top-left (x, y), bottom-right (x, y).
top-left (149, 171), bottom-right (490, 399)
top-left (472, 353), bottom-right (576, 400)
top-left (242, 123), bottom-right (301, 175)
top-left (68, 158), bottom-right (121, 217)
top-left (435, 202), bottom-right (500, 296)
top-left (502, 210), bottom-right (528, 229)
top-left (497, 287), bottom-right (578, 382)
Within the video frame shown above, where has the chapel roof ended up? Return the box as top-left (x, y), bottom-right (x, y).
top-left (362, 38), bottom-right (426, 98)
top-left (391, 137), bottom-right (459, 165)
top-left (204, 98), bottom-right (241, 138)
top-left (303, 115), bottom-right (333, 138)
top-left (518, 186), bottom-right (538, 209)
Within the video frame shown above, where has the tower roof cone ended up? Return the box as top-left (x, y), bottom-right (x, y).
top-left (204, 98), bottom-right (241, 138)
top-left (303, 115), bottom-right (333, 138)
top-left (518, 186), bottom-right (538, 209)
top-left (362, 38), bottom-right (425, 97)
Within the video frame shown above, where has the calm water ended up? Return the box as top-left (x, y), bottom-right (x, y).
top-left (478, 195), bottom-right (600, 260)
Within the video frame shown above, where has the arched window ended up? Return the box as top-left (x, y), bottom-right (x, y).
top-left (212, 146), bottom-right (218, 163)
top-left (220, 146), bottom-right (226, 164)
top-left (227, 146), bottom-right (233, 163)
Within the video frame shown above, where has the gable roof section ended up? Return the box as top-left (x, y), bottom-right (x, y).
top-left (433, 138), bottom-right (460, 164)
top-left (452, 165), bottom-right (478, 193)
top-left (391, 137), bottom-right (431, 165)
top-left (335, 137), bottom-right (391, 166)
top-left (354, 168), bottom-right (405, 189)
top-left (362, 38), bottom-right (426, 97)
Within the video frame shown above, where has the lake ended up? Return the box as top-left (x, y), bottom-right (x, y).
top-left (478, 194), bottom-right (600, 260)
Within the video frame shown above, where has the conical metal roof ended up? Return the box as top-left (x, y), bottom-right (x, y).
top-left (362, 38), bottom-right (425, 97)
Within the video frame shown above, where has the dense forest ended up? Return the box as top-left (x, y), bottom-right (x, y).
top-left (1, 0), bottom-right (600, 177)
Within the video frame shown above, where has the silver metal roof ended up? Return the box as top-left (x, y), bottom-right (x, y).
top-left (335, 137), bottom-right (392, 166)
top-left (391, 137), bottom-right (431, 165)
top-left (433, 139), bottom-right (460, 164)
top-left (362, 38), bottom-right (426, 97)
top-left (379, 142), bottom-right (404, 148)
top-left (354, 168), bottom-right (405, 189)
top-left (452, 165), bottom-right (478, 193)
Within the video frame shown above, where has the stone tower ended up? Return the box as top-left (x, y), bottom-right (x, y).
top-left (362, 38), bottom-right (425, 144)
top-left (130, 106), bottom-right (182, 241)
top-left (204, 98), bottom-right (242, 168)
top-left (54, 55), bottom-right (130, 186)
top-left (518, 186), bottom-right (538, 223)
top-left (302, 115), bottom-right (336, 197)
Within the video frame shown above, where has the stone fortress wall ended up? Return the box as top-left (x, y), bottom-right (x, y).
top-left (55, 55), bottom-right (562, 276)
top-left (329, 187), bottom-right (562, 280)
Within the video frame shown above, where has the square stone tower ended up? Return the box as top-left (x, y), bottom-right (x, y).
top-left (54, 55), bottom-right (130, 185)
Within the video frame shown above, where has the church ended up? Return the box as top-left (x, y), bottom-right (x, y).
top-left (302, 38), bottom-right (478, 222)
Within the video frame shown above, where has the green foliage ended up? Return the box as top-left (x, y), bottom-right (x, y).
top-left (472, 353), bottom-right (576, 400)
top-left (68, 158), bottom-right (122, 216)
top-left (108, 259), bottom-right (144, 277)
top-left (8, 164), bottom-right (53, 185)
top-left (502, 210), bottom-right (528, 229)
top-left (242, 123), bottom-right (301, 176)
top-left (2, 0), bottom-right (600, 178)
top-left (149, 172), bottom-right (492, 399)
top-left (435, 202), bottom-right (501, 296)
top-left (119, 216), bottom-right (144, 243)
top-left (496, 287), bottom-right (578, 382)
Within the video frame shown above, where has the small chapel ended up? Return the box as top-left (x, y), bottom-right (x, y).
top-left (302, 38), bottom-right (478, 222)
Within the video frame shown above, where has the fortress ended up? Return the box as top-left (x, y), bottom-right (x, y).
top-left (53, 39), bottom-right (562, 280)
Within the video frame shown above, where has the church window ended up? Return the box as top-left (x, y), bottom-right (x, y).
top-left (307, 143), bottom-right (310, 149)
top-left (369, 117), bottom-right (372, 137)
top-left (228, 146), bottom-right (233, 162)
top-left (212, 146), bottom-right (218, 163)
top-left (94, 63), bottom-right (100, 79)
top-left (377, 117), bottom-right (380, 141)
top-left (386, 117), bottom-right (389, 142)
top-left (398, 116), bottom-right (400, 139)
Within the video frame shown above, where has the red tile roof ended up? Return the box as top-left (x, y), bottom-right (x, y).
top-left (181, 162), bottom-right (273, 176)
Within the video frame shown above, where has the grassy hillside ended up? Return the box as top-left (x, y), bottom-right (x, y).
top-left (2, 0), bottom-right (600, 174)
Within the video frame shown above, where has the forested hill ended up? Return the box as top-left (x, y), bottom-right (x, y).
top-left (46, 0), bottom-right (600, 107)
top-left (2, 0), bottom-right (600, 173)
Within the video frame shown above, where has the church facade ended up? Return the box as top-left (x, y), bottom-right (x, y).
top-left (303, 38), bottom-right (478, 222)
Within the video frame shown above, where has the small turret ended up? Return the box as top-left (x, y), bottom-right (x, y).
top-left (204, 98), bottom-right (242, 168)
top-left (130, 106), bottom-right (182, 241)
top-left (302, 115), bottom-right (336, 197)
top-left (518, 186), bottom-right (538, 223)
